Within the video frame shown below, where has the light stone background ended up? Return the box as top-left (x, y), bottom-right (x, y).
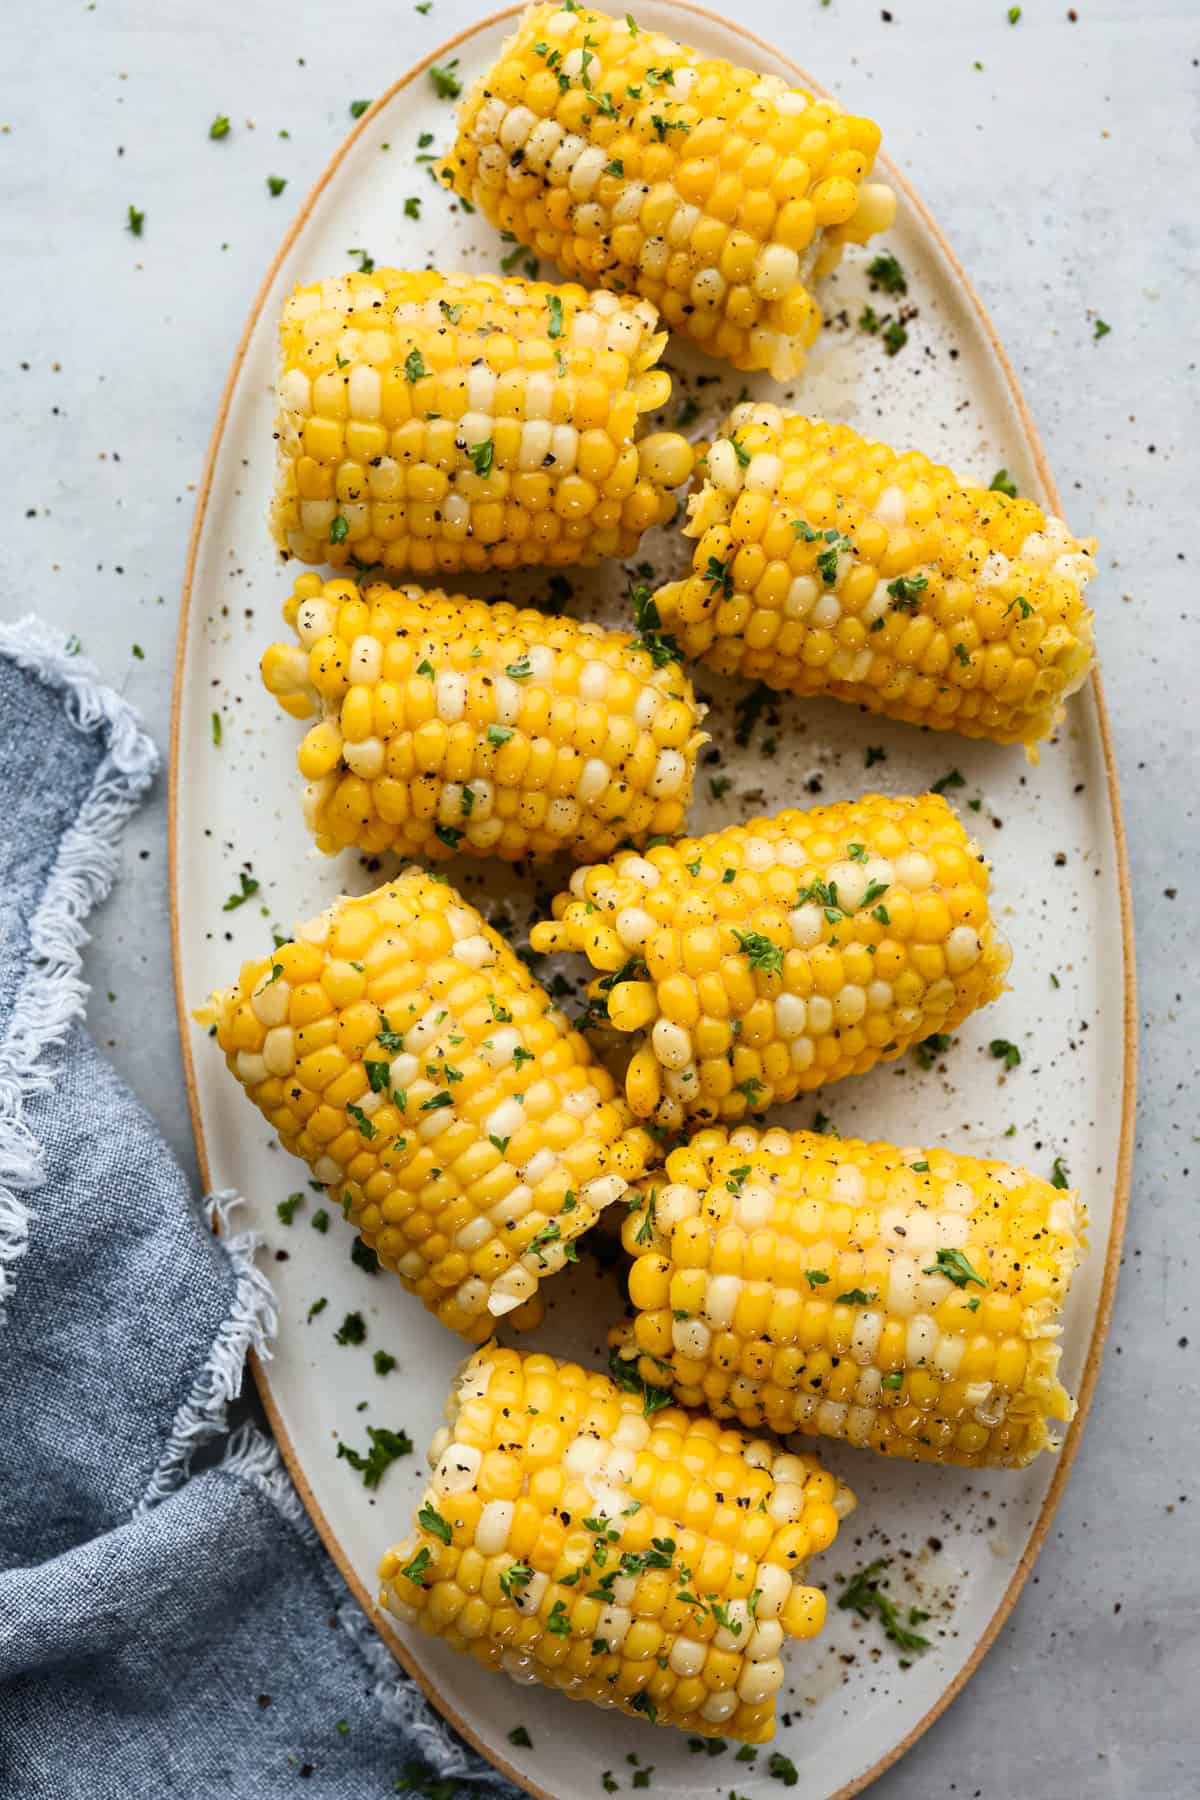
top-left (3, 1), bottom-right (1197, 1794)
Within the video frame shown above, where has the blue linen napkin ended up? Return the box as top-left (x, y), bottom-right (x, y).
top-left (0, 619), bottom-right (520, 1800)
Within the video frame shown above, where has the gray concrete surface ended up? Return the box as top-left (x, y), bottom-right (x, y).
top-left (2, 1), bottom-right (1196, 1793)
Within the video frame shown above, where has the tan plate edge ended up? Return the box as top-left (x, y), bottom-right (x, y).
top-left (167, 8), bottom-right (1138, 1796)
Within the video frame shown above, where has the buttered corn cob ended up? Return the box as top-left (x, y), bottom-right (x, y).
top-left (654, 406), bottom-right (1097, 751)
top-left (197, 872), bottom-right (653, 1338)
top-left (614, 1126), bottom-right (1086, 1468)
top-left (270, 268), bottom-right (693, 573)
top-left (530, 794), bottom-right (1009, 1128)
top-left (262, 574), bottom-right (707, 861)
top-left (441, 5), bottom-right (894, 379)
top-left (381, 1344), bottom-right (853, 1739)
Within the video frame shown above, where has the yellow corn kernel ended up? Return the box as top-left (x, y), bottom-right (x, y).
top-left (615, 1125), bottom-right (1086, 1469)
top-left (440, 6), bottom-right (893, 377)
top-left (196, 872), bottom-right (649, 1340)
top-left (263, 577), bottom-right (705, 863)
top-left (272, 268), bottom-right (692, 571)
top-left (531, 793), bottom-right (1010, 1126)
top-left (379, 1345), bottom-right (852, 1739)
top-left (656, 406), bottom-right (1097, 754)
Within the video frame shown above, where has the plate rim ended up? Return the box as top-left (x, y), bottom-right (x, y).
top-left (167, 7), bottom-right (1138, 1794)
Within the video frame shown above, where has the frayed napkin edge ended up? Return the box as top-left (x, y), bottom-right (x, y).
top-left (138, 1190), bottom-right (281, 1510)
top-left (0, 616), bottom-right (159, 1324)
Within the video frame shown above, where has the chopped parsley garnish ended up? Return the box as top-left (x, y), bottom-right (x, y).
top-left (817, 533), bottom-right (852, 586)
top-left (526, 1218), bottom-right (562, 1262)
top-left (126, 204), bottom-right (144, 236)
top-left (953, 641), bottom-right (971, 666)
top-left (209, 114), bottom-right (231, 140)
top-left (222, 871), bottom-right (260, 911)
top-left (400, 1544), bottom-right (433, 1584)
top-left (373, 1350), bottom-right (397, 1375)
top-left (434, 823), bottom-right (463, 850)
top-left (311, 1209), bottom-right (330, 1234)
top-left (346, 1101), bottom-right (377, 1139)
top-left (429, 59), bottom-right (461, 98)
top-left (834, 1288), bottom-right (877, 1305)
top-left (882, 319), bottom-right (908, 357)
top-left (930, 768), bottom-right (965, 795)
top-left (605, 157), bottom-right (624, 176)
top-left (866, 252), bottom-right (907, 296)
top-left (348, 247), bottom-right (375, 273)
top-left (838, 1559), bottom-right (930, 1654)
top-left (403, 195), bottom-right (421, 219)
top-left (267, 176), bottom-right (287, 197)
top-left (804, 1269), bottom-right (829, 1289)
top-left (350, 98), bottom-right (371, 118)
top-left (500, 1562), bottom-right (534, 1599)
top-left (1051, 1156), bottom-right (1070, 1189)
top-left (512, 1045), bottom-right (534, 1069)
top-left (277, 1192), bottom-right (304, 1225)
top-left (989, 1038), bottom-right (1021, 1070)
top-left (989, 468), bottom-right (1018, 498)
top-left (505, 653), bottom-right (532, 680)
top-left (607, 1346), bottom-right (673, 1416)
top-left (882, 1371), bottom-right (903, 1390)
top-left (438, 299), bottom-right (463, 325)
top-left (306, 1296), bottom-right (327, 1322)
top-left (336, 1423), bottom-right (412, 1489)
top-left (732, 929), bottom-right (784, 975)
top-left (546, 1599), bottom-right (572, 1636)
top-left (546, 293), bottom-right (564, 338)
top-left (630, 585), bottom-right (682, 666)
top-left (466, 437), bottom-right (493, 477)
top-left (418, 1502), bottom-right (452, 1544)
top-left (923, 1247), bottom-right (986, 1288)
top-left (365, 1060), bottom-right (391, 1095)
top-left (767, 1753), bottom-right (799, 1787)
top-left (334, 1310), bottom-right (367, 1346)
top-left (508, 1726), bottom-right (533, 1748)
top-left (1093, 317), bottom-right (1111, 340)
top-left (887, 572), bottom-right (928, 612)
top-left (420, 1090), bottom-right (453, 1111)
top-left (708, 1598), bottom-right (742, 1635)
top-left (487, 724), bottom-right (514, 746)
top-left (329, 514), bottom-right (349, 545)
top-left (350, 1238), bottom-right (379, 1274)
top-left (914, 1032), bottom-right (953, 1069)
top-left (704, 554), bottom-right (733, 598)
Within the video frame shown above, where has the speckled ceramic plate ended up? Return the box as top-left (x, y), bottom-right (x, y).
top-left (169, 6), bottom-right (1135, 1796)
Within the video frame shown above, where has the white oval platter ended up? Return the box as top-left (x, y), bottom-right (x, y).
top-left (170, 6), bottom-right (1135, 1798)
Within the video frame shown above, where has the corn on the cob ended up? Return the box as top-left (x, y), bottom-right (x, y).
top-left (262, 574), bottom-right (707, 861)
top-left (270, 268), bottom-right (693, 573)
top-left (197, 873), bottom-right (653, 1338)
top-left (530, 794), bottom-right (1009, 1128)
top-left (654, 406), bottom-right (1097, 752)
top-left (614, 1125), bottom-right (1086, 1468)
top-left (440, 4), bottom-right (894, 379)
top-left (380, 1344), bottom-right (853, 1739)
